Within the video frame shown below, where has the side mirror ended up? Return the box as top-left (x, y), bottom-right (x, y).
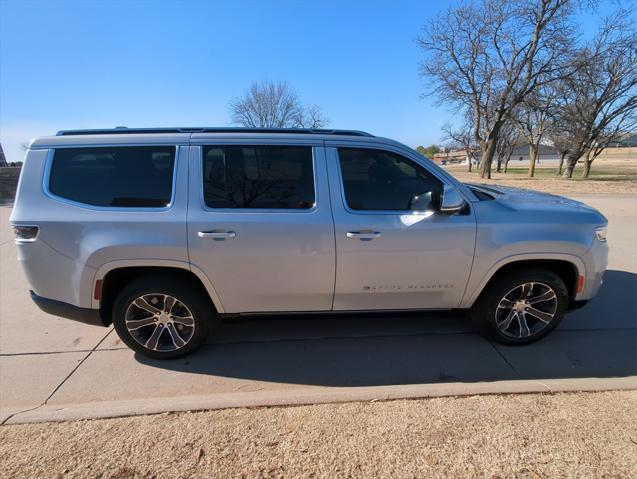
top-left (408, 192), bottom-right (434, 212)
top-left (439, 184), bottom-right (466, 215)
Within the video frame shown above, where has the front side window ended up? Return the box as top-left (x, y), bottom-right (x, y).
top-left (202, 145), bottom-right (315, 209)
top-left (338, 148), bottom-right (443, 211)
top-left (49, 146), bottom-right (176, 207)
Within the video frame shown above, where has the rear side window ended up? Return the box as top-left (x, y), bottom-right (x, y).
top-left (49, 146), bottom-right (176, 207)
top-left (202, 145), bottom-right (315, 209)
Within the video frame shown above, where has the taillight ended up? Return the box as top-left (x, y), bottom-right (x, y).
top-left (12, 225), bottom-right (39, 242)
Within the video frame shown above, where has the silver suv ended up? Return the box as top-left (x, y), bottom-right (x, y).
top-left (10, 128), bottom-right (608, 358)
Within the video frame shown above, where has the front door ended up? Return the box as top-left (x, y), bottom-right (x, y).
top-left (326, 145), bottom-right (476, 310)
top-left (187, 143), bottom-right (335, 313)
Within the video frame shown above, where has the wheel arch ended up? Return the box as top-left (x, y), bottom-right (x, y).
top-left (462, 255), bottom-right (583, 309)
top-left (93, 260), bottom-right (225, 325)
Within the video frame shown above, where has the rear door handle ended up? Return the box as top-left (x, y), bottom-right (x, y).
top-left (346, 231), bottom-right (381, 240)
top-left (198, 231), bottom-right (237, 239)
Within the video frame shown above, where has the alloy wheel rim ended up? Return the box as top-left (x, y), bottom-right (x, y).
top-left (495, 282), bottom-right (558, 338)
top-left (125, 293), bottom-right (195, 352)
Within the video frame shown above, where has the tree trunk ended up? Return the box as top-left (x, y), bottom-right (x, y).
top-left (563, 153), bottom-right (579, 178)
top-left (479, 139), bottom-right (497, 179)
top-left (582, 160), bottom-right (591, 178)
top-left (557, 152), bottom-right (566, 176)
top-left (582, 151), bottom-right (593, 178)
top-left (496, 157), bottom-right (503, 173)
top-left (479, 119), bottom-right (505, 179)
top-left (504, 155), bottom-right (510, 173)
top-left (467, 154), bottom-right (472, 172)
top-left (528, 144), bottom-right (538, 178)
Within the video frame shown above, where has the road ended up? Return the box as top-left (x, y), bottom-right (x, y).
top-left (1, 195), bottom-right (636, 424)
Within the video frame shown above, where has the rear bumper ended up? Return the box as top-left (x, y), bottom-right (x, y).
top-left (30, 291), bottom-right (107, 326)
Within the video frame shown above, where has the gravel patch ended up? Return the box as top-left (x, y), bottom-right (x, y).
top-left (1, 390), bottom-right (635, 479)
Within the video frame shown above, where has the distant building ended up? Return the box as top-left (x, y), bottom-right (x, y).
top-left (432, 144), bottom-right (560, 166)
top-left (434, 141), bottom-right (636, 167)
top-left (611, 133), bottom-right (637, 147)
top-left (0, 143), bottom-right (7, 167)
top-left (432, 149), bottom-right (476, 165)
top-left (508, 144), bottom-right (560, 164)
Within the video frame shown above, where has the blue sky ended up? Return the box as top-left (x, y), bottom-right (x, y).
top-left (0, 0), bottom-right (630, 163)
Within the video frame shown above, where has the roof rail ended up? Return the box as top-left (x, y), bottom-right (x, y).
top-left (56, 127), bottom-right (374, 137)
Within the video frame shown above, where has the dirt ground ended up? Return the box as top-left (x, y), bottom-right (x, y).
top-left (1, 390), bottom-right (635, 479)
top-left (446, 158), bottom-right (637, 195)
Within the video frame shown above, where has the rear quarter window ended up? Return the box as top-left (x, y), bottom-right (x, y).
top-left (48, 146), bottom-right (176, 207)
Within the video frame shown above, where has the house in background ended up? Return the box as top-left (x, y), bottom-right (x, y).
top-left (611, 133), bottom-right (637, 147)
top-left (432, 144), bottom-right (560, 166)
top-left (431, 148), bottom-right (477, 165)
top-left (508, 144), bottom-right (560, 165)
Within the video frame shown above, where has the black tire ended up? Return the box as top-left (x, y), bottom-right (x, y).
top-left (471, 269), bottom-right (569, 345)
top-left (112, 275), bottom-right (213, 359)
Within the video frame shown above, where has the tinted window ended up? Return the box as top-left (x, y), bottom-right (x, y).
top-left (202, 146), bottom-right (315, 209)
top-left (338, 148), bottom-right (442, 211)
top-left (49, 146), bottom-right (176, 207)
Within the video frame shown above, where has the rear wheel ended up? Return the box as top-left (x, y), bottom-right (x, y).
top-left (472, 269), bottom-right (569, 345)
top-left (112, 276), bottom-right (212, 359)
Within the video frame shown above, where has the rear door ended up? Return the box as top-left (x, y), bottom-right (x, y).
top-left (187, 139), bottom-right (335, 313)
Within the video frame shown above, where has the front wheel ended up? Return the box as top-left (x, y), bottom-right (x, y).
top-left (471, 269), bottom-right (569, 345)
top-left (112, 276), bottom-right (212, 359)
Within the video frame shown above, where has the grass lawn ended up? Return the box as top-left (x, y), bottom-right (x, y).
top-left (445, 159), bottom-right (637, 195)
top-left (502, 165), bottom-right (633, 179)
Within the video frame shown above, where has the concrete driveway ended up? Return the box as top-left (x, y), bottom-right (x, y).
top-left (1, 195), bottom-right (636, 424)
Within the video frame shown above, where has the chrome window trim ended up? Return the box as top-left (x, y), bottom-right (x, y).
top-left (333, 145), bottom-right (451, 216)
top-left (30, 133), bottom-right (191, 150)
top-left (197, 144), bottom-right (320, 215)
top-left (42, 145), bottom-right (180, 212)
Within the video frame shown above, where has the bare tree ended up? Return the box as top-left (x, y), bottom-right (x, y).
top-left (442, 117), bottom-right (479, 172)
top-left (418, 0), bottom-right (574, 179)
top-left (545, 104), bottom-right (572, 176)
top-left (556, 13), bottom-right (637, 178)
top-left (513, 87), bottom-right (557, 177)
top-left (551, 133), bottom-right (571, 176)
top-left (229, 81), bottom-right (328, 129)
top-left (495, 120), bottom-right (522, 173)
top-left (294, 104), bottom-right (328, 129)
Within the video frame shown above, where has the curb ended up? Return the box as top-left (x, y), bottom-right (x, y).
top-left (4, 376), bottom-right (636, 425)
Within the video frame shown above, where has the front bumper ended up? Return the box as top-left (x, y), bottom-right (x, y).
top-left (30, 291), bottom-right (107, 326)
top-left (579, 238), bottom-right (609, 300)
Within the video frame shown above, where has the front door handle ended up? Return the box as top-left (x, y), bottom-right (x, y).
top-left (198, 231), bottom-right (237, 239)
top-left (346, 231), bottom-right (381, 240)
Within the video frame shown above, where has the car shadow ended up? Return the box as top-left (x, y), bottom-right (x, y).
top-left (136, 269), bottom-right (637, 387)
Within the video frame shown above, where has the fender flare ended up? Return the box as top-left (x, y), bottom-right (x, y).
top-left (91, 259), bottom-right (225, 313)
top-left (460, 252), bottom-right (586, 308)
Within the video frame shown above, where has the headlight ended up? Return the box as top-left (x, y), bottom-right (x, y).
top-left (595, 226), bottom-right (607, 242)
